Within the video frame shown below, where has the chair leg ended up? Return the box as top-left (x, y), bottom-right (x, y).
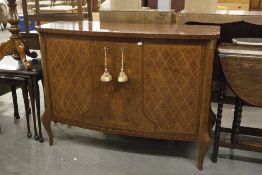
top-left (22, 85), bottom-right (32, 138)
top-left (11, 85), bottom-right (20, 120)
top-left (231, 96), bottom-right (243, 144)
top-left (33, 76), bottom-right (44, 143)
top-left (27, 78), bottom-right (39, 141)
top-left (212, 87), bottom-right (225, 163)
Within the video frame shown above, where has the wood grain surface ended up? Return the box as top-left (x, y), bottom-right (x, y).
top-left (39, 23), bottom-right (218, 170)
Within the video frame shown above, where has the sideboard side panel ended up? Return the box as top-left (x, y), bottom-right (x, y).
top-left (143, 43), bottom-right (203, 135)
top-left (45, 36), bottom-right (93, 124)
top-left (85, 41), bottom-right (155, 132)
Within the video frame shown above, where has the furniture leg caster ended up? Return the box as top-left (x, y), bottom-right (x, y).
top-left (14, 113), bottom-right (20, 120)
top-left (34, 134), bottom-right (39, 141)
top-left (27, 131), bottom-right (32, 138)
top-left (3, 23), bottom-right (7, 29)
top-left (39, 136), bottom-right (44, 143)
top-left (212, 155), bottom-right (218, 163)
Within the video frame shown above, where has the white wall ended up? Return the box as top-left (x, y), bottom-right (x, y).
top-left (100, 0), bottom-right (111, 10)
top-left (100, 0), bottom-right (142, 10)
top-left (158, 0), bottom-right (171, 10)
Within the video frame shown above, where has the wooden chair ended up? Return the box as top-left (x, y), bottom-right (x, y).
top-left (212, 41), bottom-right (262, 162)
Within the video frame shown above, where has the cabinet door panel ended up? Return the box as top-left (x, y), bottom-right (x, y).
top-left (86, 42), bottom-right (154, 132)
top-left (46, 37), bottom-right (93, 123)
top-left (114, 43), bottom-right (154, 132)
top-left (90, 41), bottom-right (116, 125)
top-left (143, 44), bottom-right (203, 136)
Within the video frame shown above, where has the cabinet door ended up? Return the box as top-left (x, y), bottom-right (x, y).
top-left (89, 41), bottom-right (116, 127)
top-left (46, 37), bottom-right (93, 124)
top-left (85, 41), bottom-right (154, 132)
top-left (143, 44), bottom-right (204, 136)
top-left (114, 43), bottom-right (154, 132)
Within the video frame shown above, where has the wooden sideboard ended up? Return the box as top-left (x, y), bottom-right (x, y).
top-left (37, 21), bottom-right (220, 170)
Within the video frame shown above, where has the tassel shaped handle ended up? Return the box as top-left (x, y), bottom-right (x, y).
top-left (101, 46), bottom-right (112, 82)
top-left (118, 48), bottom-right (128, 83)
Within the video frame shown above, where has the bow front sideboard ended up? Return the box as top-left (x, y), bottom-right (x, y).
top-left (37, 21), bottom-right (220, 170)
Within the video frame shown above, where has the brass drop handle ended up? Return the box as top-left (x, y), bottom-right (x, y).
top-left (101, 46), bottom-right (112, 82)
top-left (118, 48), bottom-right (128, 83)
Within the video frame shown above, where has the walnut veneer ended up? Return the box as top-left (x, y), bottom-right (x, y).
top-left (37, 21), bottom-right (220, 170)
top-left (219, 44), bottom-right (262, 107)
top-left (212, 43), bottom-right (262, 162)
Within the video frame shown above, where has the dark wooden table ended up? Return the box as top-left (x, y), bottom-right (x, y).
top-left (0, 56), bottom-right (43, 142)
top-left (212, 42), bottom-right (262, 162)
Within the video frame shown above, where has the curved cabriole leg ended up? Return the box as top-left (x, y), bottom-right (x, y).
top-left (22, 85), bottom-right (32, 138)
top-left (198, 137), bottom-right (210, 170)
top-left (42, 112), bottom-right (53, 145)
top-left (11, 85), bottom-right (20, 120)
top-left (27, 78), bottom-right (39, 140)
top-left (15, 40), bottom-right (32, 70)
top-left (212, 87), bottom-right (225, 163)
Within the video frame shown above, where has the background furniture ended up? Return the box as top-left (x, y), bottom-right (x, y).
top-left (0, 0), bottom-right (37, 70)
top-left (185, 0), bottom-right (217, 12)
top-left (0, 57), bottom-right (43, 142)
top-left (23, 0), bottom-right (92, 25)
top-left (37, 20), bottom-right (219, 170)
top-left (212, 42), bottom-right (262, 162)
top-left (177, 10), bottom-right (262, 103)
top-left (250, 0), bottom-right (262, 10)
top-left (218, 0), bottom-right (250, 10)
top-left (0, 0), bottom-right (8, 30)
top-left (20, 0), bottom-right (93, 50)
top-left (99, 10), bottom-right (176, 24)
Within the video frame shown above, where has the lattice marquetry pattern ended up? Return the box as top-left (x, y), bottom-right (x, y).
top-left (144, 44), bottom-right (202, 134)
top-left (46, 37), bottom-right (92, 120)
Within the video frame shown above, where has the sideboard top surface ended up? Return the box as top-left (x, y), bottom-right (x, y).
top-left (37, 20), bottom-right (220, 40)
